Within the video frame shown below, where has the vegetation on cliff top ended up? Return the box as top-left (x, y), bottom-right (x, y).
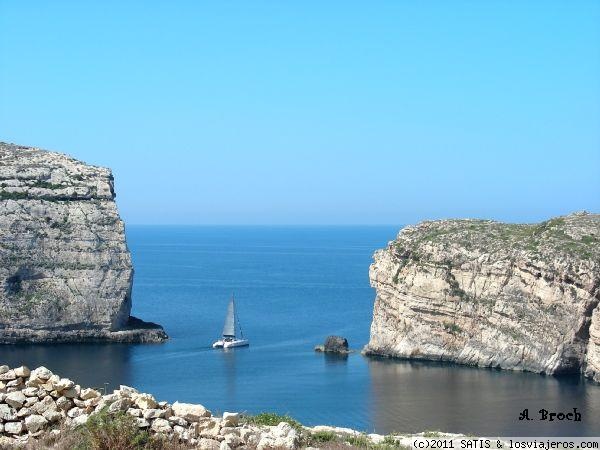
top-left (243, 412), bottom-right (303, 431)
top-left (393, 212), bottom-right (599, 260)
top-left (241, 413), bottom-right (410, 449)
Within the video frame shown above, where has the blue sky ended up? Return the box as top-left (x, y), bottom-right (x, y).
top-left (1, 1), bottom-right (599, 225)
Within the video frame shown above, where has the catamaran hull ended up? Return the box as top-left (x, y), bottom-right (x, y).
top-left (224, 339), bottom-right (249, 348)
top-left (213, 339), bottom-right (249, 348)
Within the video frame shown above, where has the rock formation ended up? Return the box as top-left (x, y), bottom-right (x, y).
top-left (314, 336), bottom-right (350, 354)
top-left (0, 143), bottom-right (167, 343)
top-left (364, 212), bottom-right (600, 382)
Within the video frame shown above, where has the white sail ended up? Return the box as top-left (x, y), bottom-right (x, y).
top-left (222, 298), bottom-right (235, 337)
top-left (213, 295), bottom-right (249, 348)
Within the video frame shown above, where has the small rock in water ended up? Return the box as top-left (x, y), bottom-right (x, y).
top-left (315, 335), bottom-right (350, 354)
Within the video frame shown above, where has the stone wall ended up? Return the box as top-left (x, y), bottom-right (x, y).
top-left (0, 364), bottom-right (435, 449)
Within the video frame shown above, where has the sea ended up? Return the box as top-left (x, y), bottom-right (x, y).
top-left (2, 226), bottom-right (599, 436)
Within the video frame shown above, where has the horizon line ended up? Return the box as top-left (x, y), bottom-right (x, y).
top-left (125, 223), bottom-right (404, 227)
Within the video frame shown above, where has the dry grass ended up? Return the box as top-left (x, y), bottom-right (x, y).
top-left (3, 411), bottom-right (194, 450)
top-left (0, 410), bottom-right (409, 450)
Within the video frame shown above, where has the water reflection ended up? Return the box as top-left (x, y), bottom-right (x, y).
top-left (323, 352), bottom-right (349, 366)
top-left (367, 357), bottom-right (600, 436)
top-left (0, 343), bottom-right (133, 393)
top-left (220, 348), bottom-right (240, 403)
top-left (2, 343), bottom-right (600, 436)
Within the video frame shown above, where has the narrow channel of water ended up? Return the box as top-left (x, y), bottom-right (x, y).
top-left (3, 226), bottom-right (598, 435)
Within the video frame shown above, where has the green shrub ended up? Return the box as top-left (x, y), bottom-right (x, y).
top-left (581, 235), bottom-right (597, 245)
top-left (344, 433), bottom-right (410, 449)
top-left (423, 431), bottom-right (442, 438)
top-left (310, 430), bottom-right (339, 443)
top-left (380, 435), bottom-right (412, 449)
top-left (382, 435), bottom-right (399, 445)
top-left (32, 180), bottom-right (64, 189)
top-left (443, 322), bottom-right (462, 334)
top-left (243, 412), bottom-right (302, 431)
top-left (75, 409), bottom-right (152, 449)
top-left (0, 191), bottom-right (29, 200)
top-left (347, 434), bottom-right (372, 447)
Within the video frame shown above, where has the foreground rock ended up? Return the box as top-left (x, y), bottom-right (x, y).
top-left (0, 143), bottom-right (167, 343)
top-left (364, 212), bottom-right (600, 382)
top-left (314, 336), bottom-right (350, 354)
top-left (0, 364), bottom-right (449, 449)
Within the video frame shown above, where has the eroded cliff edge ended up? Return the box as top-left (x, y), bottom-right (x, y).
top-left (364, 212), bottom-right (600, 382)
top-left (0, 143), bottom-right (167, 343)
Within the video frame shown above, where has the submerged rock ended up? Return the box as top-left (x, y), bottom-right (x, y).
top-left (364, 212), bottom-right (600, 382)
top-left (0, 143), bottom-right (167, 343)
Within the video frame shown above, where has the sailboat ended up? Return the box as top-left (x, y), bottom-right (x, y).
top-left (212, 294), bottom-right (249, 348)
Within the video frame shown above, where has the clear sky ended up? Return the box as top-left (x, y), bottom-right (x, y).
top-left (1, 1), bottom-right (599, 225)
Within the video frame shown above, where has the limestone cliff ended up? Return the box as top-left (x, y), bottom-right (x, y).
top-left (364, 212), bottom-right (600, 382)
top-left (0, 143), bottom-right (167, 343)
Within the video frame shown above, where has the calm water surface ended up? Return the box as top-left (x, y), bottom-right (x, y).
top-left (2, 226), bottom-right (599, 436)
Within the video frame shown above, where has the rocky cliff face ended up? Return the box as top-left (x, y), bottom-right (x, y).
top-left (0, 143), bottom-right (167, 343)
top-left (364, 212), bottom-right (600, 382)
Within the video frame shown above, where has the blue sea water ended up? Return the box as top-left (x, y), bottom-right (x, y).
top-left (3, 226), bottom-right (600, 436)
